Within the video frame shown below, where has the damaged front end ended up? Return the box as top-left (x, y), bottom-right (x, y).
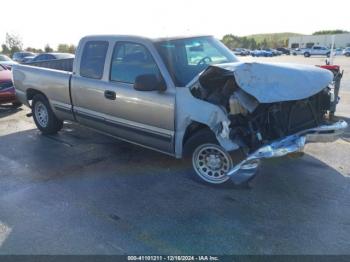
top-left (186, 62), bottom-right (348, 184)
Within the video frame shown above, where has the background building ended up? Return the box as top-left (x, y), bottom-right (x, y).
top-left (288, 33), bottom-right (350, 49)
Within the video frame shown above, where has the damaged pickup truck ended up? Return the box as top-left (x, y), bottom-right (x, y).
top-left (12, 35), bottom-right (347, 186)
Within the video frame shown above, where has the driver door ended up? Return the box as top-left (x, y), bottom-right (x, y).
top-left (101, 41), bottom-right (175, 153)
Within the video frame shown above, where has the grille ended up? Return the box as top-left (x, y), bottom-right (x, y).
top-left (264, 90), bottom-right (330, 140)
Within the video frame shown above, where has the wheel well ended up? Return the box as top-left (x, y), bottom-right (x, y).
top-left (26, 89), bottom-right (46, 105)
top-left (182, 121), bottom-right (211, 146)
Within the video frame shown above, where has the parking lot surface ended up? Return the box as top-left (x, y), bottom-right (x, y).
top-left (0, 56), bottom-right (350, 255)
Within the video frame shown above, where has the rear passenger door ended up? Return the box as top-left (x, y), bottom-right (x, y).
top-left (70, 40), bottom-right (111, 132)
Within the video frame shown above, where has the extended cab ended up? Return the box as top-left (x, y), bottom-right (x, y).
top-left (13, 35), bottom-right (347, 186)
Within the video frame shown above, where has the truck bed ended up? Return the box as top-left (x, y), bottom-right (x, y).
top-left (12, 64), bottom-right (73, 111)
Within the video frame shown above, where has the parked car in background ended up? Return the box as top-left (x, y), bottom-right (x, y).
top-left (12, 34), bottom-right (347, 186)
top-left (0, 65), bottom-right (21, 107)
top-left (343, 47), bottom-right (350, 57)
top-left (29, 52), bottom-right (74, 63)
top-left (292, 48), bottom-right (303, 55)
top-left (334, 48), bottom-right (343, 56)
top-left (276, 47), bottom-right (290, 55)
top-left (264, 48), bottom-right (281, 56)
top-left (22, 56), bottom-right (36, 63)
top-left (250, 50), bottom-right (261, 57)
top-left (0, 54), bottom-right (18, 69)
top-left (257, 49), bottom-right (273, 57)
top-left (12, 52), bottom-right (36, 63)
top-left (233, 48), bottom-right (250, 56)
top-left (251, 49), bottom-right (272, 57)
top-left (242, 49), bottom-right (251, 56)
top-left (302, 45), bottom-right (332, 57)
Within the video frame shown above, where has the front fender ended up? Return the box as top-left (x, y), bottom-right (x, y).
top-left (175, 88), bottom-right (239, 158)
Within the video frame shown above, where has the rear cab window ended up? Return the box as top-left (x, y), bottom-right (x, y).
top-left (80, 41), bottom-right (109, 79)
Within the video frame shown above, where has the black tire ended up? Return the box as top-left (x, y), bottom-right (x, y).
top-left (32, 94), bottom-right (63, 134)
top-left (345, 53), bottom-right (350, 57)
top-left (12, 101), bottom-right (22, 108)
top-left (183, 129), bottom-right (245, 187)
top-left (326, 52), bottom-right (330, 58)
top-left (304, 52), bottom-right (310, 57)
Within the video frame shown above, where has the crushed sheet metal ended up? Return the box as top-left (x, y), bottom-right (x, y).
top-left (199, 62), bottom-right (334, 103)
top-left (174, 88), bottom-right (239, 157)
top-left (233, 89), bottom-right (259, 113)
top-left (227, 120), bottom-right (348, 179)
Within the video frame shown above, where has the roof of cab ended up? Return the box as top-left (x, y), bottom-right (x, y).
top-left (81, 34), bottom-right (213, 43)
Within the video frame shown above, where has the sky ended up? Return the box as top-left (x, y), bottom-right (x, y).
top-left (1, 0), bottom-right (349, 49)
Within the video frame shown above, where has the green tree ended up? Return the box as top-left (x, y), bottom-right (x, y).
top-left (222, 34), bottom-right (241, 50)
top-left (312, 30), bottom-right (348, 35)
top-left (44, 44), bottom-right (53, 52)
top-left (57, 44), bottom-right (69, 53)
top-left (67, 44), bottom-right (76, 54)
top-left (1, 44), bottom-right (10, 55)
top-left (261, 38), bottom-right (268, 48)
top-left (57, 43), bottom-right (76, 54)
top-left (2, 33), bottom-right (23, 56)
top-left (25, 47), bottom-right (43, 53)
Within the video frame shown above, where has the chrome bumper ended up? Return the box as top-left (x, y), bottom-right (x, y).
top-left (228, 120), bottom-right (348, 184)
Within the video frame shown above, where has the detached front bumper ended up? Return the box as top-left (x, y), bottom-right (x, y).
top-left (228, 120), bottom-right (348, 184)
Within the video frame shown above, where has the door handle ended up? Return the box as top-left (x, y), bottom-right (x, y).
top-left (104, 90), bottom-right (116, 100)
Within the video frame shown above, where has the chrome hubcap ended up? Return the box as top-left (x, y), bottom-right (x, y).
top-left (34, 102), bottom-right (48, 127)
top-left (193, 144), bottom-right (232, 184)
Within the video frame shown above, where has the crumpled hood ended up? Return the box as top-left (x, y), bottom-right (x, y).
top-left (199, 62), bottom-right (334, 103)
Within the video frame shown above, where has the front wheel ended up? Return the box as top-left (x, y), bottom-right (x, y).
top-left (192, 143), bottom-right (233, 184)
top-left (184, 129), bottom-right (244, 186)
top-left (32, 94), bottom-right (63, 134)
top-left (304, 52), bottom-right (310, 57)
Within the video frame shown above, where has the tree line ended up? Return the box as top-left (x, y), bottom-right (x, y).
top-left (312, 30), bottom-right (348, 35)
top-left (221, 34), bottom-right (289, 50)
top-left (1, 33), bottom-right (76, 57)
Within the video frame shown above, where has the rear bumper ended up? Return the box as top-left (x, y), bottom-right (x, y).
top-left (228, 120), bottom-right (348, 184)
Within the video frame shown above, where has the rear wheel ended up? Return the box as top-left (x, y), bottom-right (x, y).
top-left (184, 129), bottom-right (243, 186)
top-left (32, 94), bottom-right (63, 134)
top-left (304, 52), bottom-right (310, 57)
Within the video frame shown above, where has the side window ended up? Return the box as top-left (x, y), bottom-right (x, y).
top-left (35, 55), bottom-right (45, 61)
top-left (80, 41), bottom-right (109, 79)
top-left (110, 42), bottom-right (161, 84)
top-left (47, 54), bottom-right (55, 60)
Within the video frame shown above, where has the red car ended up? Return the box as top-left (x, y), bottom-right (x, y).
top-left (0, 65), bottom-right (21, 107)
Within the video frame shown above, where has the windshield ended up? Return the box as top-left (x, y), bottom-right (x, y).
top-left (0, 55), bottom-right (11, 61)
top-left (154, 36), bottom-right (238, 86)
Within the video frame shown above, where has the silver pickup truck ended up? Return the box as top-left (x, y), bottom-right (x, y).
top-left (13, 35), bottom-right (347, 186)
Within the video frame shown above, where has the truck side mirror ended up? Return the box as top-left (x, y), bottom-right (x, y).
top-left (134, 74), bottom-right (166, 92)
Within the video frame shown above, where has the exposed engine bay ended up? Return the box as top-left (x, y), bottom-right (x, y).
top-left (191, 63), bottom-right (333, 152)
